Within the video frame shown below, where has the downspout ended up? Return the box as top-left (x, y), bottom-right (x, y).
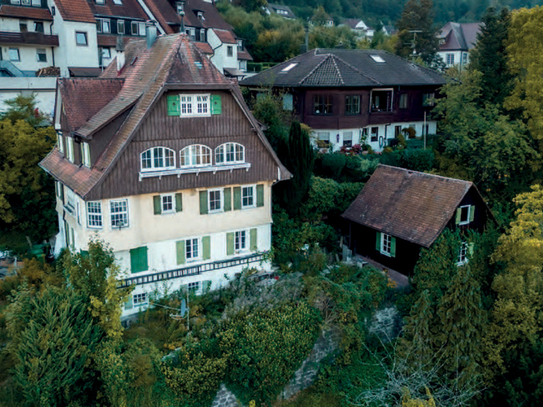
top-left (50, 18), bottom-right (56, 67)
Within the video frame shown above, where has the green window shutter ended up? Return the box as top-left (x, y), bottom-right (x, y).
top-left (211, 95), bottom-right (222, 115)
top-left (233, 187), bottom-right (241, 210)
top-left (124, 296), bottom-right (133, 310)
top-left (469, 205), bottom-right (475, 222)
top-left (167, 95), bottom-right (180, 116)
top-left (468, 242), bottom-right (475, 256)
top-left (375, 232), bottom-right (381, 251)
top-left (223, 188), bottom-right (232, 212)
top-left (226, 232), bottom-right (234, 255)
top-left (130, 247), bottom-right (148, 273)
top-left (176, 240), bottom-right (186, 265)
top-left (390, 237), bottom-right (396, 257)
top-left (199, 191), bottom-right (208, 214)
top-left (455, 208), bottom-right (462, 224)
top-left (202, 236), bottom-right (211, 260)
top-left (250, 228), bottom-right (258, 251)
top-left (153, 195), bottom-right (161, 215)
top-left (175, 193), bottom-right (183, 212)
top-left (256, 184), bottom-right (264, 207)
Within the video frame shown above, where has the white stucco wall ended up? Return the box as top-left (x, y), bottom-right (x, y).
top-left (208, 29), bottom-right (239, 72)
top-left (437, 50), bottom-right (469, 69)
top-left (1, 45), bottom-right (55, 72)
top-left (0, 77), bottom-right (57, 115)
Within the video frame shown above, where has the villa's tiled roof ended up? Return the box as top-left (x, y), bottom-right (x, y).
top-left (0, 5), bottom-right (53, 20)
top-left (240, 49), bottom-right (447, 88)
top-left (343, 165), bottom-right (474, 248)
top-left (438, 22), bottom-right (482, 51)
top-left (53, 0), bottom-right (95, 23)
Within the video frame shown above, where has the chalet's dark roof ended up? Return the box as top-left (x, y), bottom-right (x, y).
top-left (69, 67), bottom-right (103, 77)
top-left (182, 0), bottom-right (233, 31)
top-left (240, 49), bottom-right (446, 88)
top-left (438, 22), bottom-right (481, 51)
top-left (53, 0), bottom-right (95, 23)
top-left (213, 29), bottom-right (237, 44)
top-left (342, 165), bottom-right (473, 248)
top-left (58, 78), bottom-right (124, 132)
top-left (142, 0), bottom-right (180, 33)
top-left (266, 3), bottom-right (296, 19)
top-left (0, 31), bottom-right (58, 46)
top-left (88, 0), bottom-right (148, 20)
top-left (0, 5), bottom-right (53, 20)
top-left (40, 34), bottom-right (288, 199)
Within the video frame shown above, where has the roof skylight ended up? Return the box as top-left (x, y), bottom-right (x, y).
top-left (370, 55), bottom-right (385, 63)
top-left (281, 63), bottom-right (298, 72)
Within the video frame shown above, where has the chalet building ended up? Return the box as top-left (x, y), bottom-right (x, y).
top-left (39, 33), bottom-right (289, 316)
top-left (240, 49), bottom-right (446, 153)
top-left (0, 0), bottom-right (252, 113)
top-left (437, 22), bottom-right (481, 70)
top-left (342, 165), bottom-right (493, 275)
top-left (264, 3), bottom-right (296, 20)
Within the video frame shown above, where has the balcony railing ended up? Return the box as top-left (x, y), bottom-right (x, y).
top-left (138, 163), bottom-right (251, 181)
top-left (118, 252), bottom-right (267, 288)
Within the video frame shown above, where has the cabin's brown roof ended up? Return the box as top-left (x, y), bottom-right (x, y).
top-left (53, 0), bottom-right (95, 23)
top-left (342, 165), bottom-right (473, 248)
top-left (58, 78), bottom-right (124, 133)
top-left (40, 34), bottom-right (288, 199)
top-left (0, 5), bottom-right (53, 20)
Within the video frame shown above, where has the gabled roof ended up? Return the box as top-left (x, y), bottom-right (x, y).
top-left (53, 0), bottom-right (95, 23)
top-left (266, 3), bottom-right (296, 19)
top-left (141, 0), bottom-right (180, 33)
top-left (181, 0), bottom-right (233, 31)
top-left (438, 22), bottom-right (482, 51)
top-left (40, 34), bottom-right (288, 199)
top-left (342, 165), bottom-right (476, 248)
top-left (341, 18), bottom-right (367, 30)
top-left (0, 5), bottom-right (53, 20)
top-left (213, 28), bottom-right (237, 44)
top-left (58, 78), bottom-right (124, 133)
top-left (87, 0), bottom-right (148, 20)
top-left (240, 49), bottom-right (446, 88)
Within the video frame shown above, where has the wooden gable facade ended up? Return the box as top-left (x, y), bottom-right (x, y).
top-left (342, 165), bottom-right (493, 275)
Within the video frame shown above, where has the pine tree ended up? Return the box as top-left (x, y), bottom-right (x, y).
top-left (470, 7), bottom-right (514, 110)
top-left (395, 0), bottom-right (440, 67)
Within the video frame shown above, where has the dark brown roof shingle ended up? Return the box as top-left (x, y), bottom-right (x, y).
top-left (342, 165), bottom-right (472, 248)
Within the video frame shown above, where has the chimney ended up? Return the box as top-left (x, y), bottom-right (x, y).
top-left (116, 36), bottom-right (125, 72)
top-left (146, 20), bottom-right (158, 49)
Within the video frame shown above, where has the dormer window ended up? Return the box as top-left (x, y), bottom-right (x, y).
top-left (180, 94), bottom-right (210, 117)
top-left (112, 0), bottom-right (122, 4)
top-left (140, 147), bottom-right (176, 171)
top-left (215, 143), bottom-right (244, 165)
top-left (96, 0), bottom-right (105, 4)
top-left (197, 11), bottom-right (204, 20)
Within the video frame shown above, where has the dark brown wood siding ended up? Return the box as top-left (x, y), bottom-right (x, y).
top-left (89, 109), bottom-right (132, 166)
top-left (87, 90), bottom-right (280, 200)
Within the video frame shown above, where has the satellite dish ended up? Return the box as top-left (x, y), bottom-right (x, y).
top-left (180, 299), bottom-right (188, 318)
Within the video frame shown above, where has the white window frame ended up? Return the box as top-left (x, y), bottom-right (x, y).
top-left (234, 230), bottom-right (248, 253)
top-left (241, 185), bottom-right (255, 209)
top-left (31, 0), bottom-right (40, 6)
top-left (161, 194), bottom-right (175, 213)
top-left (66, 137), bottom-right (74, 162)
top-left (87, 201), bottom-right (102, 228)
top-left (81, 142), bottom-right (91, 167)
top-left (9, 48), bottom-right (20, 62)
top-left (458, 205), bottom-right (471, 225)
top-left (110, 199), bottom-right (129, 228)
top-left (138, 22), bottom-right (146, 36)
top-left (215, 142), bottom-right (245, 165)
top-left (58, 133), bottom-right (64, 154)
top-left (65, 187), bottom-right (76, 213)
top-left (10, 0), bottom-right (21, 4)
top-left (179, 94), bottom-right (210, 117)
top-left (381, 233), bottom-right (392, 257)
top-left (186, 238), bottom-right (200, 261)
top-left (208, 189), bottom-right (223, 213)
top-left (36, 48), bottom-right (47, 62)
top-left (102, 19), bottom-right (111, 33)
top-left (133, 293), bottom-right (147, 306)
top-left (188, 281), bottom-right (200, 294)
top-left (446, 53), bottom-right (455, 66)
top-left (457, 242), bottom-right (469, 266)
top-left (140, 147), bottom-right (176, 172)
top-left (112, 0), bottom-right (122, 4)
top-left (101, 47), bottom-right (111, 60)
top-left (180, 144), bottom-right (212, 167)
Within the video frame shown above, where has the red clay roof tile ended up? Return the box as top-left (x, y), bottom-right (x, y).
top-left (53, 0), bottom-right (95, 23)
top-left (0, 5), bottom-right (53, 20)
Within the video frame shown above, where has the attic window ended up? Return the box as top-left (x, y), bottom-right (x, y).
top-left (281, 63), bottom-right (297, 72)
top-left (112, 0), bottom-right (122, 4)
top-left (197, 11), bottom-right (205, 20)
top-left (370, 55), bottom-right (385, 63)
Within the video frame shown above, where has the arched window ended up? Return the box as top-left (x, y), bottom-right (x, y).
top-left (140, 147), bottom-right (175, 171)
top-left (180, 144), bottom-right (212, 167)
top-left (215, 143), bottom-right (245, 165)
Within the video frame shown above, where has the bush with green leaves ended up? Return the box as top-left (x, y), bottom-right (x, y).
top-left (220, 302), bottom-right (321, 405)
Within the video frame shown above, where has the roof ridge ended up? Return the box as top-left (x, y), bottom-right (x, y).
top-left (377, 164), bottom-right (473, 185)
top-left (299, 54), bottom-right (332, 85)
top-left (330, 56), bottom-right (344, 85)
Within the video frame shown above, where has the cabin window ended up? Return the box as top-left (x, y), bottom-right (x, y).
top-left (179, 94), bottom-right (210, 117)
top-left (457, 242), bottom-right (468, 266)
top-left (133, 293), bottom-right (147, 306)
top-left (215, 143), bottom-right (245, 165)
top-left (376, 232), bottom-right (396, 257)
top-left (140, 147), bottom-right (176, 171)
top-left (87, 201), bottom-right (102, 228)
top-left (110, 199), bottom-right (128, 228)
top-left (180, 144), bottom-right (212, 167)
top-left (313, 95), bottom-right (332, 115)
top-left (423, 93), bottom-right (435, 107)
top-left (371, 89), bottom-right (393, 112)
top-left (456, 205), bottom-right (474, 226)
top-left (208, 189), bottom-right (223, 213)
top-left (345, 95), bottom-right (360, 115)
top-left (242, 186), bottom-right (255, 209)
top-left (399, 93), bottom-right (408, 109)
